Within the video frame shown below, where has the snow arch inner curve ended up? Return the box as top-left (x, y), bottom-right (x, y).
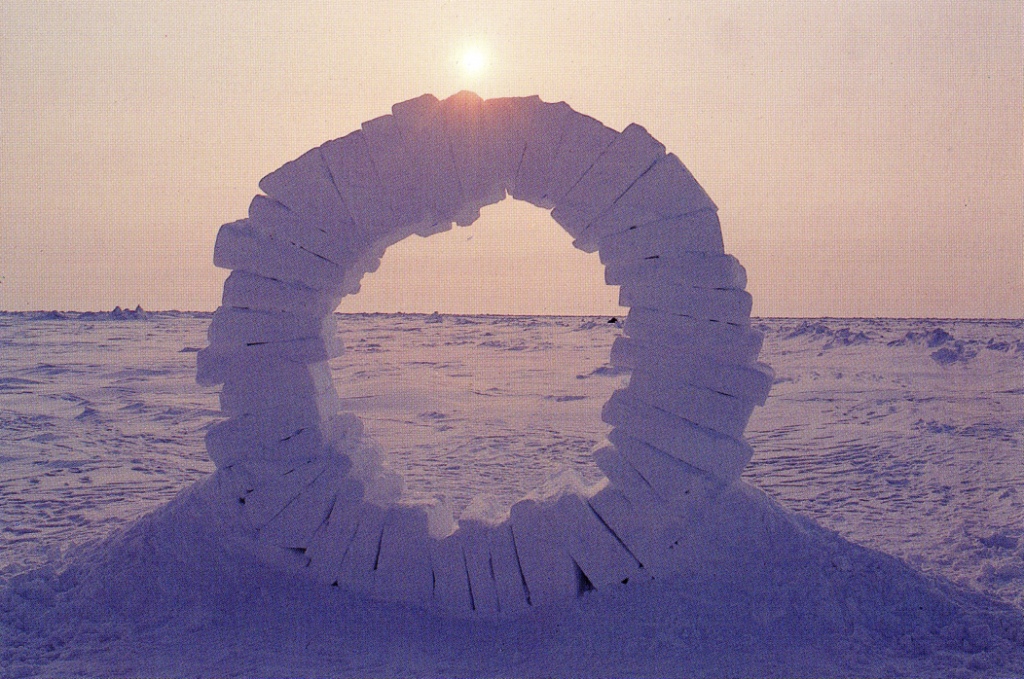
top-left (196, 91), bottom-right (774, 615)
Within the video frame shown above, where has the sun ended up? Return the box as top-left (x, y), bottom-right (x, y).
top-left (458, 46), bottom-right (488, 77)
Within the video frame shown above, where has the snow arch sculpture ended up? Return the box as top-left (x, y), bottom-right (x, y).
top-left (197, 91), bottom-right (774, 615)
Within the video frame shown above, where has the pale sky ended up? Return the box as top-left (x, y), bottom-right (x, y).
top-left (1, 1), bottom-right (1021, 317)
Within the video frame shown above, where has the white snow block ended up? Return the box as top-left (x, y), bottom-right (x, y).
top-left (618, 284), bottom-right (753, 325)
top-left (607, 428), bottom-right (724, 509)
top-left (257, 146), bottom-right (355, 237)
top-left (217, 390), bottom-right (344, 445)
top-left (191, 467), bottom-right (254, 533)
top-left (485, 522), bottom-right (531, 616)
top-left (204, 414), bottom-right (334, 467)
top-left (586, 483), bottom-right (693, 574)
top-left (551, 492), bottom-right (643, 589)
top-left (217, 359), bottom-right (336, 416)
top-left (552, 123), bottom-right (666, 240)
top-left (602, 389), bottom-right (752, 483)
top-left (372, 505), bottom-right (434, 604)
top-left (511, 100), bottom-right (573, 208)
top-left (197, 328), bottom-right (343, 380)
top-left (248, 194), bottom-right (358, 268)
top-left (508, 499), bottom-right (579, 607)
top-left (596, 210), bottom-right (725, 265)
top-left (604, 251), bottom-right (746, 289)
top-left (207, 306), bottom-right (338, 348)
top-left (589, 446), bottom-right (700, 569)
top-left (360, 113), bottom-right (432, 230)
top-left (483, 95), bottom-right (543, 194)
top-left (303, 478), bottom-right (366, 585)
top-left (624, 307), bottom-right (764, 366)
top-left (213, 219), bottom-right (349, 293)
top-left (320, 130), bottom-right (400, 250)
top-left (627, 369), bottom-right (756, 438)
top-left (542, 112), bottom-right (618, 207)
top-left (222, 271), bottom-right (341, 318)
top-left (257, 458), bottom-right (353, 550)
top-left (391, 93), bottom-right (465, 226)
top-left (238, 456), bottom-right (329, 530)
top-left (585, 482), bottom-right (668, 571)
top-left (585, 154), bottom-right (717, 239)
top-left (428, 534), bottom-right (473, 615)
top-left (336, 502), bottom-right (388, 594)
top-left (591, 445), bottom-right (666, 516)
top-left (610, 336), bottom-right (774, 406)
top-left (196, 340), bottom-right (340, 387)
top-left (456, 523), bottom-right (501, 616)
top-left (442, 91), bottom-right (507, 218)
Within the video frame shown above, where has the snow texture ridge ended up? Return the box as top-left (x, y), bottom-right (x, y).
top-left (199, 91), bottom-right (772, 615)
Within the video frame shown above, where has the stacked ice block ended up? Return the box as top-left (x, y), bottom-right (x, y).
top-left (197, 92), bottom-right (773, 616)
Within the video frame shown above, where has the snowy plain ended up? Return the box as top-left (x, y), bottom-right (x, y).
top-left (1, 311), bottom-right (1022, 677)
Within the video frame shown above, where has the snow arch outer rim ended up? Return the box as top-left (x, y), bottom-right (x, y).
top-left (197, 91), bottom-right (773, 615)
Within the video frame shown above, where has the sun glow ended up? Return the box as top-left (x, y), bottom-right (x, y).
top-left (458, 46), bottom-right (488, 77)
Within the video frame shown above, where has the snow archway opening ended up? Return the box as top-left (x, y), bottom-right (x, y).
top-left (332, 197), bottom-right (627, 520)
top-left (336, 197), bottom-right (624, 315)
top-left (197, 91), bottom-right (774, 615)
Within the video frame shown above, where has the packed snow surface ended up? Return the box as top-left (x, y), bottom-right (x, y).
top-left (2, 312), bottom-right (1022, 677)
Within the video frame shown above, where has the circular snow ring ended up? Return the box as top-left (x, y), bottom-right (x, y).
top-left (197, 92), bottom-right (773, 615)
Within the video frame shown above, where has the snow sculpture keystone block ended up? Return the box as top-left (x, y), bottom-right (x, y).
top-left (513, 100), bottom-right (574, 208)
top-left (199, 91), bottom-right (773, 616)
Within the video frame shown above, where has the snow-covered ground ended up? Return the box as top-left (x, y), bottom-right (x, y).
top-left (2, 312), bottom-right (1022, 677)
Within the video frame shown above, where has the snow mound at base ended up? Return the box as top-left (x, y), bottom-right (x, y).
top-left (4, 478), bottom-right (1022, 678)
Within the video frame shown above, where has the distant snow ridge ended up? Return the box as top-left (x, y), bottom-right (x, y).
top-left (196, 92), bottom-right (775, 616)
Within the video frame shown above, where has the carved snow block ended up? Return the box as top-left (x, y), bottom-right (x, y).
top-left (586, 154), bottom-right (717, 237)
top-left (222, 271), bottom-right (341, 318)
top-left (258, 457), bottom-right (352, 549)
top-left (239, 457), bottom-right (329, 530)
top-left (336, 502), bottom-right (388, 594)
top-left (457, 523), bottom-right (501, 616)
top-left (360, 113), bottom-right (432, 230)
top-left (603, 251), bottom-right (746, 290)
top-left (428, 534), bottom-right (474, 615)
top-left (586, 482), bottom-right (672, 572)
top-left (607, 428), bottom-right (724, 509)
top-left (553, 123), bottom-right (666, 240)
top-left (257, 146), bottom-right (355, 237)
top-left (509, 499), bottom-right (579, 607)
top-left (218, 359), bottom-right (336, 417)
top-left (610, 336), bottom-right (774, 406)
top-left (391, 93), bottom-right (465, 226)
top-left (542, 112), bottom-right (618, 207)
top-left (320, 130), bottom-right (401, 250)
top-left (204, 416), bottom-right (333, 468)
top-left (213, 219), bottom-right (349, 292)
top-left (512, 100), bottom-right (573, 208)
top-left (479, 96), bottom-right (525, 194)
top-left (207, 307), bottom-right (338, 348)
top-left (627, 369), bottom-right (755, 438)
top-left (552, 493), bottom-right (643, 589)
top-left (596, 210), bottom-right (725, 265)
top-left (591, 445), bottom-right (666, 516)
top-left (303, 479), bottom-right (366, 585)
top-left (486, 522), bottom-right (531, 616)
top-left (197, 331), bottom-right (343, 382)
top-left (372, 505), bottom-right (434, 604)
top-left (602, 389), bottom-right (752, 483)
top-left (247, 195), bottom-right (358, 269)
top-left (624, 308), bottom-right (764, 366)
top-left (619, 285), bottom-right (753, 325)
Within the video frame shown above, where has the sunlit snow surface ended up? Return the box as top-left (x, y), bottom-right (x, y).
top-left (2, 312), bottom-right (1022, 677)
